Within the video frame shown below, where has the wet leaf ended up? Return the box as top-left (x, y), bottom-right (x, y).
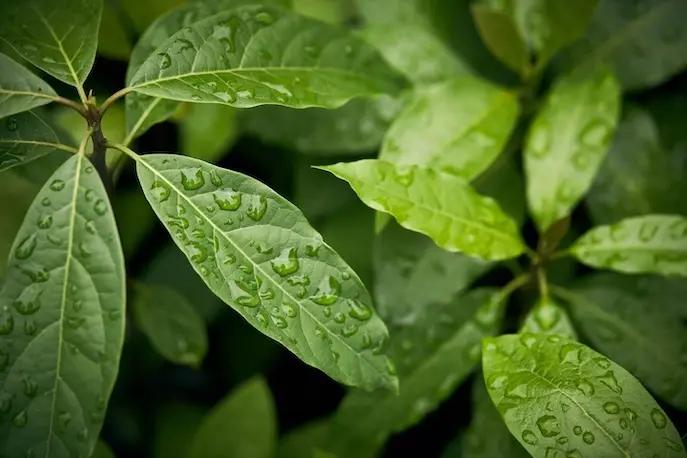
top-left (132, 283), bottom-right (208, 367)
top-left (0, 53), bottom-right (56, 118)
top-left (0, 0), bottom-right (102, 87)
top-left (381, 76), bottom-right (519, 181)
top-left (483, 334), bottom-right (686, 457)
top-left (525, 67), bottom-right (621, 232)
top-left (0, 154), bottom-right (126, 457)
top-left (128, 5), bottom-right (404, 109)
top-left (521, 297), bottom-right (576, 338)
top-left (570, 214), bottom-right (687, 277)
top-left (133, 152), bottom-right (397, 391)
top-left (319, 159), bottom-right (525, 260)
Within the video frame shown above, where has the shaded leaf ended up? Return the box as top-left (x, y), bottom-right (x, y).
top-left (565, 0), bottom-right (687, 91)
top-left (189, 377), bottom-right (277, 458)
top-left (98, 1), bottom-right (134, 61)
top-left (319, 159), bottom-right (525, 260)
top-left (132, 152), bottom-right (397, 391)
top-left (0, 0), bottom-right (102, 88)
top-left (132, 283), bottom-right (208, 367)
top-left (570, 214), bottom-right (687, 277)
top-left (0, 53), bottom-right (56, 118)
top-left (557, 273), bottom-right (687, 409)
top-left (1, 110), bottom-right (77, 173)
top-left (0, 154), bottom-right (126, 456)
top-left (153, 403), bottom-right (204, 458)
top-left (483, 334), bottom-right (686, 457)
top-left (471, 3), bottom-right (529, 76)
top-left (91, 440), bottom-right (115, 458)
top-left (521, 297), bottom-right (576, 338)
top-left (381, 76), bottom-right (519, 181)
top-left (180, 103), bottom-right (238, 162)
top-left (277, 418), bottom-right (329, 458)
top-left (525, 67), bottom-right (621, 232)
top-left (128, 5), bottom-right (404, 108)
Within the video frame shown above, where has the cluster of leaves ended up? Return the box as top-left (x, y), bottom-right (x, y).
top-left (0, 0), bottom-right (686, 457)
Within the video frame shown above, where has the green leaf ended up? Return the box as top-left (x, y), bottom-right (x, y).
top-left (277, 419), bottom-right (329, 458)
top-left (473, 154), bottom-right (526, 226)
top-left (0, 53), bottom-right (56, 118)
top-left (1, 110), bottom-right (77, 172)
top-left (565, 0), bottom-right (687, 91)
top-left (0, 153), bottom-right (126, 456)
top-left (180, 103), bottom-right (238, 162)
top-left (329, 288), bottom-right (504, 457)
top-left (525, 67), bottom-right (621, 232)
top-left (521, 298), bottom-right (576, 338)
top-left (131, 152), bottom-right (397, 391)
top-left (586, 107), bottom-right (687, 224)
top-left (131, 282), bottom-right (208, 367)
top-left (97, 0), bottom-right (134, 61)
top-left (482, 334), bottom-right (686, 457)
top-left (374, 220), bottom-right (489, 323)
top-left (319, 159), bottom-right (525, 260)
top-left (471, 3), bottom-right (529, 76)
top-left (124, 94), bottom-right (179, 144)
top-left (241, 95), bottom-right (403, 156)
top-left (153, 402), bottom-right (204, 458)
top-left (381, 76), bottom-right (519, 181)
top-left (460, 377), bottom-right (529, 458)
top-left (91, 440), bottom-right (115, 458)
top-left (557, 274), bottom-right (687, 410)
top-left (570, 214), bottom-right (687, 277)
top-left (127, 5), bottom-right (404, 108)
top-left (361, 23), bottom-right (472, 84)
top-left (189, 377), bottom-right (277, 458)
top-left (0, 0), bottom-right (102, 89)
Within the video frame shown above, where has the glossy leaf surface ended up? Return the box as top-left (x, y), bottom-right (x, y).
top-left (189, 377), bottom-right (276, 458)
top-left (483, 334), bottom-right (686, 457)
top-left (525, 67), bottom-right (621, 232)
top-left (0, 53), bottom-right (56, 118)
top-left (0, 154), bottom-right (125, 457)
top-left (132, 283), bottom-right (208, 367)
top-left (320, 160), bottom-right (525, 260)
top-left (128, 5), bottom-right (404, 109)
top-left (0, 110), bottom-right (76, 173)
top-left (0, 0), bottom-right (102, 87)
top-left (521, 297), bottom-right (576, 338)
top-left (381, 77), bottom-right (519, 181)
top-left (560, 274), bottom-right (687, 409)
top-left (570, 215), bottom-right (687, 277)
top-left (134, 153), bottom-right (397, 391)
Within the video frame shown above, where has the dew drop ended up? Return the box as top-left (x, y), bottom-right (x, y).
top-left (213, 190), bottom-right (242, 210)
top-left (536, 415), bottom-right (560, 437)
top-left (521, 429), bottom-right (537, 445)
top-left (93, 199), bottom-right (107, 216)
top-left (0, 314), bottom-right (14, 335)
top-left (603, 401), bottom-right (619, 414)
top-left (50, 179), bottom-right (65, 191)
top-left (270, 247), bottom-right (299, 277)
top-left (158, 52), bottom-right (172, 69)
top-left (347, 299), bottom-right (372, 321)
top-left (181, 168), bottom-right (205, 190)
top-left (582, 431), bottom-right (595, 444)
top-left (650, 408), bottom-right (667, 429)
top-left (310, 276), bottom-right (341, 305)
top-left (151, 179), bottom-right (170, 202)
top-left (15, 233), bottom-right (37, 260)
top-left (246, 195), bottom-right (267, 221)
top-left (38, 214), bottom-right (53, 229)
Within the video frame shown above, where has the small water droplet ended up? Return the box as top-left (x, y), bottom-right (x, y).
top-left (347, 299), bottom-right (372, 321)
top-left (50, 179), bottom-right (65, 191)
top-left (270, 247), bottom-right (299, 276)
top-left (0, 391), bottom-right (12, 413)
top-left (582, 431), bottom-right (595, 444)
top-left (12, 410), bottom-right (28, 427)
top-left (597, 370), bottom-right (622, 394)
top-left (521, 429), bottom-right (537, 445)
top-left (158, 52), bottom-right (172, 69)
top-left (151, 179), bottom-right (170, 202)
top-left (93, 199), bottom-right (107, 216)
top-left (6, 117), bottom-right (18, 132)
top-left (650, 408), bottom-right (667, 429)
top-left (310, 276), bottom-right (341, 305)
top-left (603, 401), bottom-right (619, 414)
top-left (213, 190), bottom-right (242, 210)
top-left (0, 314), bottom-right (14, 335)
top-left (38, 214), bottom-right (53, 229)
top-left (15, 233), bottom-right (37, 260)
top-left (22, 375), bottom-right (37, 397)
top-left (181, 168), bottom-right (205, 190)
top-left (536, 415), bottom-right (560, 437)
top-left (246, 195), bottom-right (267, 221)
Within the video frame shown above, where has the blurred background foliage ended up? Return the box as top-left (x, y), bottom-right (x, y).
top-left (1, 0), bottom-right (686, 456)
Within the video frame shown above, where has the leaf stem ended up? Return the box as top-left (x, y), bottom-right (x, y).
top-left (51, 95), bottom-right (88, 117)
top-left (502, 273), bottom-right (532, 298)
top-left (100, 87), bottom-right (132, 115)
top-left (537, 267), bottom-right (549, 302)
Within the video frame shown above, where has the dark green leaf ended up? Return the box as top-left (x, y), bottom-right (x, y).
top-left (471, 3), bottom-right (529, 76)
top-left (525, 67), bottom-right (621, 232)
top-left (0, 0), bottom-right (102, 89)
top-left (0, 53), bottom-right (56, 118)
top-left (179, 103), bottom-right (238, 162)
top-left (189, 377), bottom-right (277, 458)
top-left (132, 283), bottom-right (208, 367)
top-left (91, 440), bottom-right (115, 458)
top-left (319, 159), bottom-right (525, 260)
top-left (0, 153), bottom-right (126, 457)
top-left (128, 5), bottom-right (404, 108)
top-left (131, 152), bottom-right (397, 391)
top-left (381, 76), bottom-right (519, 181)
top-left (570, 214), bottom-right (687, 277)
top-left (277, 419), bottom-right (329, 458)
top-left (521, 297), bottom-right (577, 338)
top-left (557, 273), bottom-right (687, 409)
top-left (483, 334), bottom-right (686, 457)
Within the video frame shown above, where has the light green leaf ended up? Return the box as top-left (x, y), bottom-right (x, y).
top-left (277, 418), bottom-right (329, 458)
top-left (361, 23), bottom-right (472, 84)
top-left (460, 377), bottom-right (529, 458)
top-left (374, 220), bottom-right (489, 323)
top-left (570, 214), bottom-right (687, 277)
top-left (586, 107), bottom-right (687, 224)
top-left (127, 5), bottom-right (404, 108)
top-left (521, 297), bottom-right (576, 338)
top-left (1, 110), bottom-right (78, 172)
top-left (525, 67), bottom-right (621, 232)
top-left (565, 0), bottom-right (687, 91)
top-left (132, 283), bottom-right (208, 367)
top-left (329, 288), bottom-right (504, 457)
top-left (381, 76), bottom-right (519, 181)
top-left (180, 103), bottom-right (238, 162)
top-left (471, 3), bottom-right (529, 76)
top-left (557, 274), bottom-right (687, 410)
top-left (129, 151), bottom-right (397, 391)
top-left (0, 0), bottom-right (102, 90)
top-left (0, 53), bottom-right (56, 118)
top-left (189, 377), bottom-right (276, 458)
top-left (0, 153), bottom-right (126, 457)
top-left (319, 159), bottom-right (525, 260)
top-left (241, 95), bottom-right (403, 156)
top-left (483, 334), bottom-right (686, 457)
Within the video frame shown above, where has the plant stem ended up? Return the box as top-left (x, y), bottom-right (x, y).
top-left (537, 267), bottom-right (549, 302)
top-left (502, 273), bottom-right (532, 298)
top-left (85, 102), bottom-right (112, 193)
top-left (100, 87), bottom-right (132, 115)
top-left (51, 95), bottom-right (88, 117)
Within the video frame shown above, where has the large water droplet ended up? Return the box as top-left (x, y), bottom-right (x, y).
top-left (270, 247), bottom-right (299, 276)
top-left (181, 168), bottom-right (205, 190)
top-left (310, 276), bottom-right (341, 305)
top-left (576, 379), bottom-right (595, 396)
top-left (603, 401), bottom-right (619, 414)
top-left (347, 299), bottom-right (372, 321)
top-left (536, 415), bottom-right (560, 437)
top-left (15, 233), bottom-right (37, 260)
top-left (597, 370), bottom-right (622, 394)
top-left (246, 195), bottom-right (267, 221)
top-left (151, 179), bottom-right (170, 202)
top-left (521, 429), bottom-right (537, 445)
top-left (93, 199), bottom-right (107, 216)
top-left (213, 190), bottom-right (242, 210)
top-left (582, 431), bottom-right (595, 444)
top-left (255, 11), bottom-right (275, 25)
top-left (50, 179), bottom-right (65, 191)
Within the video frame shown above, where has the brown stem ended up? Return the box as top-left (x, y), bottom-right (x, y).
top-left (85, 103), bottom-right (113, 194)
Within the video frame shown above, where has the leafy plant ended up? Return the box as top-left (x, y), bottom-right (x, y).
top-left (0, 0), bottom-right (686, 457)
